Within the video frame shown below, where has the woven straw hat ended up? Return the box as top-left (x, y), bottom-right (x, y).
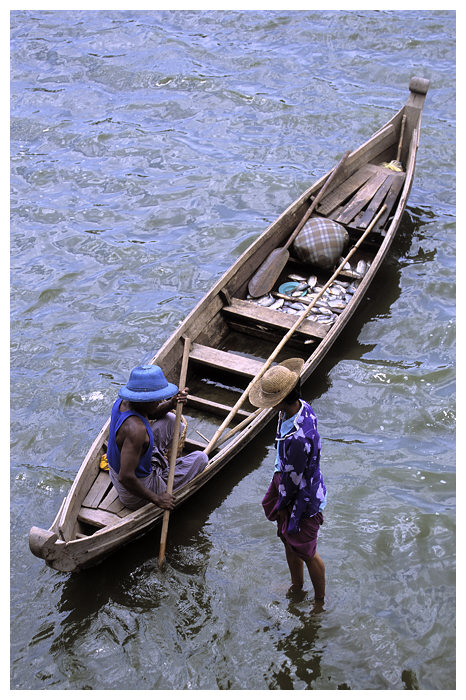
top-left (249, 358), bottom-right (304, 408)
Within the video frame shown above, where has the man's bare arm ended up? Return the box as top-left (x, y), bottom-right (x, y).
top-left (118, 418), bottom-right (174, 510)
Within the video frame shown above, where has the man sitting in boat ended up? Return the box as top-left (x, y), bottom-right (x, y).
top-left (107, 364), bottom-right (208, 510)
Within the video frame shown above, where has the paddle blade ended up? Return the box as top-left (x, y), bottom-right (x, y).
top-left (247, 247), bottom-right (289, 298)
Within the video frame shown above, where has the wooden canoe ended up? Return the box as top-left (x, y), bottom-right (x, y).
top-left (29, 76), bottom-right (429, 573)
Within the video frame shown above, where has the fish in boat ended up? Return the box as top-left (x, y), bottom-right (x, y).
top-left (356, 259), bottom-right (369, 276)
top-left (288, 273), bottom-right (307, 282)
top-left (29, 76), bottom-right (429, 573)
top-left (254, 294), bottom-right (275, 306)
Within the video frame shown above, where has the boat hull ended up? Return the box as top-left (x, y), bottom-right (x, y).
top-left (28, 77), bottom-right (429, 573)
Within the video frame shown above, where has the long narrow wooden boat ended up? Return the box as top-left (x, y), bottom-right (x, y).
top-left (29, 77), bottom-right (429, 572)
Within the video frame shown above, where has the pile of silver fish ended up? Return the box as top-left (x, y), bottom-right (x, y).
top-left (247, 258), bottom-right (369, 327)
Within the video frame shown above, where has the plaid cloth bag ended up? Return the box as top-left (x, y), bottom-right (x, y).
top-left (292, 217), bottom-right (348, 270)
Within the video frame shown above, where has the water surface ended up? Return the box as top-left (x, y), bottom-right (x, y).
top-left (10, 9), bottom-right (456, 690)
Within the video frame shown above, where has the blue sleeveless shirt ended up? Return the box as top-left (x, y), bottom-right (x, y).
top-left (107, 399), bottom-right (153, 478)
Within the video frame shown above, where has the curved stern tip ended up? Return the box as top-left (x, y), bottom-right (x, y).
top-left (28, 526), bottom-right (58, 559)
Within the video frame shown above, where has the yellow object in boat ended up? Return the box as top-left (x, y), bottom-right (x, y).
top-left (382, 160), bottom-right (403, 172)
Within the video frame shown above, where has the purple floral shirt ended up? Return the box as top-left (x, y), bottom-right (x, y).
top-left (275, 400), bottom-right (326, 533)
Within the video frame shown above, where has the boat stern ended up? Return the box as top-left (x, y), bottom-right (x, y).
top-left (28, 526), bottom-right (78, 572)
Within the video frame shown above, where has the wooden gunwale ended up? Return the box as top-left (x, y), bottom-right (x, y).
top-left (29, 79), bottom-right (427, 572)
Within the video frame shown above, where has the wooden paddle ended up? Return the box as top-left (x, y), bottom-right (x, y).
top-left (247, 150), bottom-right (351, 298)
top-left (158, 336), bottom-right (191, 567)
top-left (204, 204), bottom-right (387, 456)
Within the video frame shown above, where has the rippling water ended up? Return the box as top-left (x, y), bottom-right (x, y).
top-left (10, 9), bottom-right (456, 690)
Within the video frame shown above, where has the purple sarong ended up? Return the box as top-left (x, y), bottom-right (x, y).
top-left (262, 472), bottom-right (323, 561)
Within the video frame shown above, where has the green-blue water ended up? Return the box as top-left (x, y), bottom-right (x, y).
top-left (10, 9), bottom-right (455, 690)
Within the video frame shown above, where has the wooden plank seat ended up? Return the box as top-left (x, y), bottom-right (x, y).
top-left (78, 507), bottom-right (125, 529)
top-left (184, 436), bottom-right (212, 452)
top-left (187, 393), bottom-right (251, 419)
top-left (222, 298), bottom-right (328, 340)
top-left (189, 342), bottom-right (265, 378)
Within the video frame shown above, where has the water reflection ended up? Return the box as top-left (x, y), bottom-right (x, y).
top-left (268, 598), bottom-right (324, 690)
top-left (393, 208), bottom-right (438, 264)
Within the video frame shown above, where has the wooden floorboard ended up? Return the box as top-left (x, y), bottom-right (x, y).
top-left (373, 172), bottom-right (406, 231)
top-left (81, 471), bottom-right (112, 509)
top-left (99, 485), bottom-right (121, 511)
top-left (316, 164), bottom-right (376, 217)
top-left (105, 499), bottom-right (129, 514)
top-left (354, 172), bottom-right (395, 229)
top-left (336, 169), bottom-right (391, 225)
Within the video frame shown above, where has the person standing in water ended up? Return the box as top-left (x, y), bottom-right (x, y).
top-left (250, 359), bottom-right (326, 602)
